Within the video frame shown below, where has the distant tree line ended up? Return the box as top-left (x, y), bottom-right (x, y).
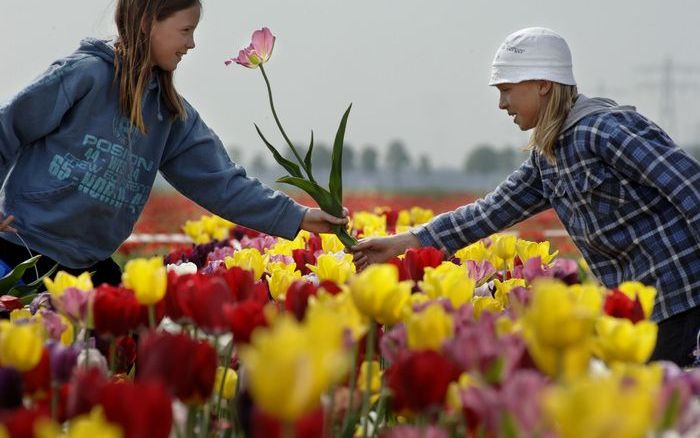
top-left (227, 140), bottom-right (530, 175)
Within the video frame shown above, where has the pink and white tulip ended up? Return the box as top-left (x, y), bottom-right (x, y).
top-left (225, 27), bottom-right (276, 69)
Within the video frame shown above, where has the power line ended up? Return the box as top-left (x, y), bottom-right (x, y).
top-left (638, 57), bottom-right (700, 140)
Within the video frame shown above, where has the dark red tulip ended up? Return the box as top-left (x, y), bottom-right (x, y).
top-left (137, 331), bottom-right (217, 404)
top-left (603, 289), bottom-right (645, 323)
top-left (292, 249), bottom-right (317, 275)
top-left (223, 299), bottom-right (267, 344)
top-left (65, 367), bottom-right (109, 419)
top-left (93, 284), bottom-right (142, 337)
top-left (100, 381), bottom-right (173, 438)
top-left (21, 348), bottom-right (50, 397)
top-left (386, 350), bottom-right (461, 414)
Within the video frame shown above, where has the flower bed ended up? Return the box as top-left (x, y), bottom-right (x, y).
top-left (1, 210), bottom-right (698, 437)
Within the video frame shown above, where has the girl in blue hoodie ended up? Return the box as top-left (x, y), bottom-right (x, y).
top-left (0, 0), bottom-right (346, 286)
top-left (352, 27), bottom-right (700, 367)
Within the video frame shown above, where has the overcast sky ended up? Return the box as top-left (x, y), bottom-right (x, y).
top-left (2, 0), bottom-right (699, 167)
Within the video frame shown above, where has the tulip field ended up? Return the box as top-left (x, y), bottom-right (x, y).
top-left (1, 190), bottom-right (700, 438)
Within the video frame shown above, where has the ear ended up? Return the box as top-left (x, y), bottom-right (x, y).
top-left (538, 80), bottom-right (553, 96)
top-left (140, 14), bottom-right (152, 35)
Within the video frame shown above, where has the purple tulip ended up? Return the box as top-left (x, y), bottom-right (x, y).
top-left (0, 367), bottom-right (23, 410)
top-left (48, 343), bottom-right (79, 384)
top-left (39, 309), bottom-right (68, 342)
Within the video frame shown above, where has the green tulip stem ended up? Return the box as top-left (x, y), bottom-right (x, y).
top-left (148, 305), bottom-right (156, 329)
top-left (216, 337), bottom-right (236, 418)
top-left (258, 64), bottom-right (307, 175)
top-left (109, 339), bottom-right (117, 375)
top-left (83, 327), bottom-right (90, 368)
top-left (341, 342), bottom-right (359, 433)
top-left (360, 322), bottom-right (377, 438)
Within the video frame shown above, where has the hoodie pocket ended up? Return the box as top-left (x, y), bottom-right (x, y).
top-left (21, 183), bottom-right (77, 201)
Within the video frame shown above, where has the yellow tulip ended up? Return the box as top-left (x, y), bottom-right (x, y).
top-left (515, 239), bottom-right (558, 265)
top-left (320, 233), bottom-right (345, 253)
top-left (525, 336), bottom-right (593, 380)
top-left (410, 207), bottom-right (433, 225)
top-left (523, 279), bottom-right (597, 349)
top-left (495, 315), bottom-right (520, 337)
top-left (446, 373), bottom-right (476, 411)
top-left (454, 240), bottom-right (489, 263)
top-left (44, 271), bottom-right (93, 297)
top-left (349, 264), bottom-right (412, 325)
top-left (68, 407), bottom-right (123, 438)
top-left (10, 309), bottom-right (32, 322)
top-left (215, 367), bottom-right (239, 400)
top-left (307, 253), bottom-right (355, 284)
top-left (544, 371), bottom-right (658, 438)
top-left (617, 281), bottom-right (656, 319)
top-left (406, 303), bottom-right (454, 351)
top-left (569, 283), bottom-right (605, 313)
top-left (491, 234), bottom-right (517, 270)
top-left (593, 316), bottom-right (658, 365)
top-left (224, 248), bottom-right (265, 280)
top-left (354, 212), bottom-right (387, 236)
top-left (240, 313), bottom-right (349, 422)
top-left (419, 263), bottom-right (475, 308)
top-left (307, 289), bottom-right (368, 342)
top-left (396, 210), bottom-right (412, 227)
top-left (471, 296), bottom-right (503, 319)
top-left (357, 360), bottom-right (382, 404)
top-left (122, 257), bottom-right (167, 305)
top-left (268, 269), bottom-right (302, 300)
top-left (0, 321), bottom-right (44, 372)
top-left (493, 278), bottom-right (527, 308)
top-left (182, 219), bottom-right (208, 243)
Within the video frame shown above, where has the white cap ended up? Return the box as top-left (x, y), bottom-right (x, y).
top-left (489, 27), bottom-right (576, 86)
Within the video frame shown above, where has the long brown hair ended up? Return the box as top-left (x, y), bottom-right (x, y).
top-left (114, 0), bottom-right (201, 133)
top-left (527, 83), bottom-right (578, 163)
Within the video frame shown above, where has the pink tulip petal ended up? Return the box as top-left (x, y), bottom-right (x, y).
top-left (250, 27), bottom-right (275, 62)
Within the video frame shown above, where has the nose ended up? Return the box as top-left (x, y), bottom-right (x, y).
top-left (498, 92), bottom-right (508, 110)
top-left (187, 35), bottom-right (196, 50)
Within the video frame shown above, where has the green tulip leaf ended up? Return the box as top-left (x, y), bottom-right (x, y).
top-left (329, 104), bottom-right (352, 206)
top-left (254, 124), bottom-right (303, 178)
top-left (276, 176), bottom-right (340, 215)
top-left (304, 130), bottom-right (315, 183)
top-left (0, 254), bottom-right (42, 293)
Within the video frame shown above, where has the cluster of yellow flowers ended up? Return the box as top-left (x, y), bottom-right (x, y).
top-left (182, 215), bottom-right (236, 244)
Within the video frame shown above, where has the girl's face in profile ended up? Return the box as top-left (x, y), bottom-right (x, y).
top-left (496, 80), bottom-right (551, 131)
top-left (149, 4), bottom-right (201, 72)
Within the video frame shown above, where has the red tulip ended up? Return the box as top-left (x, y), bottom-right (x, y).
top-left (137, 331), bottom-right (217, 403)
top-left (284, 280), bottom-right (319, 321)
top-left (292, 249), bottom-right (317, 275)
top-left (223, 299), bottom-right (267, 344)
top-left (0, 407), bottom-right (49, 438)
top-left (65, 367), bottom-right (109, 419)
top-left (603, 289), bottom-right (645, 323)
top-left (166, 272), bottom-right (234, 332)
top-left (251, 406), bottom-right (324, 438)
top-left (403, 247), bottom-right (444, 282)
top-left (386, 350), bottom-right (461, 414)
top-left (22, 348), bottom-right (50, 397)
top-left (100, 381), bottom-right (173, 438)
top-left (221, 267), bottom-right (269, 303)
top-left (93, 284), bottom-right (142, 337)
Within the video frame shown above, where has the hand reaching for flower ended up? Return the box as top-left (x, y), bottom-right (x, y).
top-left (0, 214), bottom-right (16, 233)
top-left (350, 232), bottom-right (422, 271)
top-left (300, 207), bottom-right (349, 235)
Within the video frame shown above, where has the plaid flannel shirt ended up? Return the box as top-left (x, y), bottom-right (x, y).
top-left (414, 109), bottom-right (700, 321)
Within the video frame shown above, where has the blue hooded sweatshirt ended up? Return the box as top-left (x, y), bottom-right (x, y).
top-left (0, 38), bottom-right (307, 268)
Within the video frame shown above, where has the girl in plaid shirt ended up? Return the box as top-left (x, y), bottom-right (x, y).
top-left (352, 27), bottom-right (700, 367)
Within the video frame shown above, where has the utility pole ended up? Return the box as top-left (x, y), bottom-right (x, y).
top-left (639, 57), bottom-right (700, 140)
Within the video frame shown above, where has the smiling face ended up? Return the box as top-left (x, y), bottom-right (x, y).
top-left (496, 80), bottom-right (552, 131)
top-left (148, 4), bottom-right (200, 71)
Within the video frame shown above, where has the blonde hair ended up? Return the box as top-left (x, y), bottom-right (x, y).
top-left (113, 0), bottom-right (201, 133)
top-left (527, 83), bottom-right (578, 163)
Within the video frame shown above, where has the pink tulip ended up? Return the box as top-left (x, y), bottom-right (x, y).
top-left (225, 27), bottom-right (276, 69)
